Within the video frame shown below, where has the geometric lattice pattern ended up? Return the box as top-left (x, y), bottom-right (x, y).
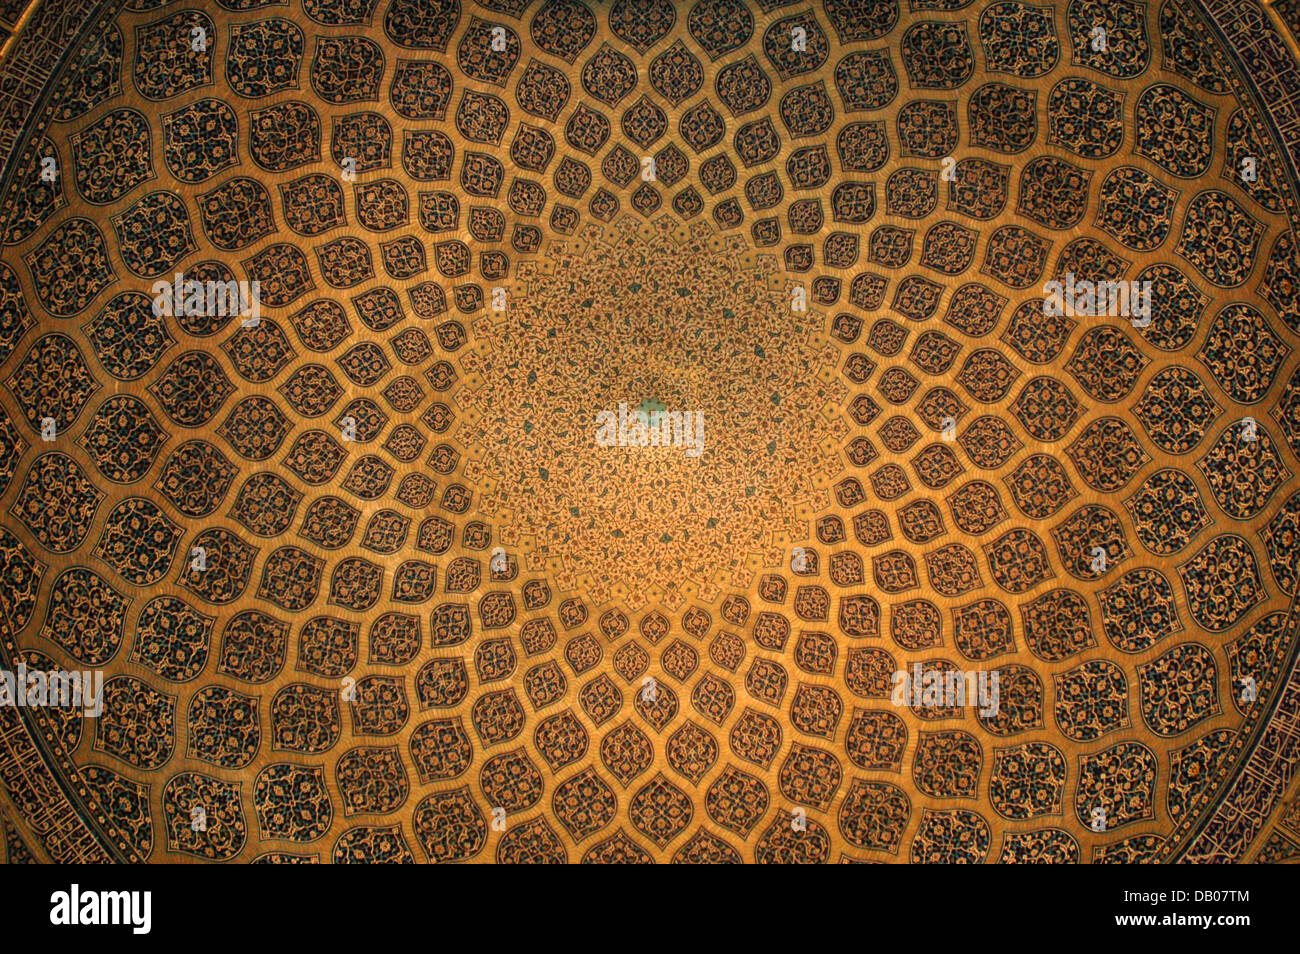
top-left (2, 0), bottom-right (1300, 864)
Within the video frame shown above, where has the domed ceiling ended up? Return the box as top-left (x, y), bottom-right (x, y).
top-left (1, 0), bottom-right (1300, 863)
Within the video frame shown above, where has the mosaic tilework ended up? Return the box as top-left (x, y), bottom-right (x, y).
top-left (1, 0), bottom-right (1300, 864)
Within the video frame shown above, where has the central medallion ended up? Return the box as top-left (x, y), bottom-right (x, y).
top-left (454, 218), bottom-right (848, 604)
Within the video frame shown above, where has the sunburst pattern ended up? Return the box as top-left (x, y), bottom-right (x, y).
top-left (1, 0), bottom-right (1300, 864)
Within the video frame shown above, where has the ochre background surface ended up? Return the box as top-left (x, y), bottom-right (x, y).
top-left (1, 0), bottom-right (1300, 863)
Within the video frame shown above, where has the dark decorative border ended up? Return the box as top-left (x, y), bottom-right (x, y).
top-left (1157, 0), bottom-right (1300, 863)
top-left (0, 0), bottom-right (137, 864)
top-left (0, 0), bottom-right (120, 201)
